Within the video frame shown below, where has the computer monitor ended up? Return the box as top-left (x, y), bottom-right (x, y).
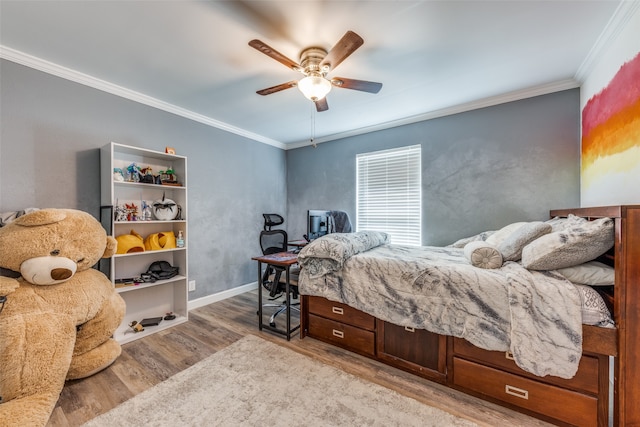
top-left (307, 210), bottom-right (331, 241)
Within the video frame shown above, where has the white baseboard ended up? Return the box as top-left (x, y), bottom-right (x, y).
top-left (188, 282), bottom-right (258, 311)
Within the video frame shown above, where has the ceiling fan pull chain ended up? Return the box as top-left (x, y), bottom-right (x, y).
top-left (310, 104), bottom-right (317, 148)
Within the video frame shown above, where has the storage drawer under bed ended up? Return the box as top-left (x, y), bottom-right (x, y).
top-left (453, 357), bottom-right (598, 427)
top-left (452, 338), bottom-right (600, 395)
top-left (307, 296), bottom-right (375, 330)
top-left (307, 313), bottom-right (376, 356)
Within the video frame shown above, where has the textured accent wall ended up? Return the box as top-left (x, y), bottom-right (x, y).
top-left (286, 90), bottom-right (581, 246)
top-left (0, 58), bottom-right (582, 297)
top-left (0, 59), bottom-right (287, 297)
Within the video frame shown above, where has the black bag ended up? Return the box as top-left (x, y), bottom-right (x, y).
top-left (141, 174), bottom-right (155, 184)
top-left (146, 261), bottom-right (179, 280)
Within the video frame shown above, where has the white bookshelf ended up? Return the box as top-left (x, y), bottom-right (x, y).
top-left (100, 142), bottom-right (188, 344)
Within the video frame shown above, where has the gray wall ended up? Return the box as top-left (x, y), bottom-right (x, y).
top-left (287, 89), bottom-right (581, 246)
top-left (0, 59), bottom-right (286, 298)
top-left (0, 58), bottom-right (582, 299)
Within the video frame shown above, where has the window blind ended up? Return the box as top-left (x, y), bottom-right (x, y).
top-left (356, 144), bottom-right (421, 246)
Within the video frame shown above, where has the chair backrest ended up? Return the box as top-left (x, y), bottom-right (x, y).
top-left (260, 229), bottom-right (288, 255)
top-left (263, 213), bottom-right (284, 231)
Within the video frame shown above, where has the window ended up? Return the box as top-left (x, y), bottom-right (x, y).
top-left (356, 145), bottom-right (421, 246)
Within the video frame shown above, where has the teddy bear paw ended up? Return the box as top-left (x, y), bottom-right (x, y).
top-left (66, 338), bottom-right (122, 380)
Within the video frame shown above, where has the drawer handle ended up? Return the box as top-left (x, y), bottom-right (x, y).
top-left (505, 384), bottom-right (529, 400)
top-left (332, 306), bottom-right (344, 315)
top-left (332, 329), bottom-right (344, 339)
top-left (505, 351), bottom-right (514, 361)
top-left (404, 326), bottom-right (415, 332)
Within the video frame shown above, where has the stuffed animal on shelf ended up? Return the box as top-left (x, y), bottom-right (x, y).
top-left (0, 208), bottom-right (126, 426)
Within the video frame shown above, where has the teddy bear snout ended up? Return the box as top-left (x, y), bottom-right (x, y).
top-left (20, 256), bottom-right (78, 285)
top-left (51, 268), bottom-right (74, 281)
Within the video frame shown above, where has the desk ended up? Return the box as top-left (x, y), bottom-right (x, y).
top-left (288, 239), bottom-right (309, 248)
top-left (252, 251), bottom-right (300, 340)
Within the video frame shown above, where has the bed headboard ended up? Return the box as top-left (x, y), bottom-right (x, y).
top-left (549, 205), bottom-right (640, 426)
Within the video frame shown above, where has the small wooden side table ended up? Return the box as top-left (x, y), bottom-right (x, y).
top-left (287, 239), bottom-right (309, 248)
top-left (252, 251), bottom-right (300, 340)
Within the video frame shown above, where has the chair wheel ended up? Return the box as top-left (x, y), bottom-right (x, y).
top-left (270, 322), bottom-right (276, 327)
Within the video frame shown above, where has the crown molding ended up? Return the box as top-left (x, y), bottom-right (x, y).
top-left (0, 45), bottom-right (286, 150)
top-left (0, 43), bottom-right (584, 152)
top-left (286, 78), bottom-right (580, 150)
top-left (575, 0), bottom-right (640, 83)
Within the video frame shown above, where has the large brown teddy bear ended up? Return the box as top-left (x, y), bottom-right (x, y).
top-left (0, 209), bottom-right (126, 426)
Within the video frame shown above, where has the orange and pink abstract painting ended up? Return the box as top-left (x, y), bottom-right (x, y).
top-left (582, 52), bottom-right (640, 202)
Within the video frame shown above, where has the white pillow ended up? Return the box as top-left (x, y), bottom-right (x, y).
top-left (545, 214), bottom-right (587, 232)
top-left (555, 261), bottom-right (614, 286)
top-left (485, 222), bottom-right (527, 246)
top-left (498, 221), bottom-right (552, 262)
top-left (447, 230), bottom-right (495, 248)
top-left (464, 241), bottom-right (503, 269)
top-left (522, 217), bottom-right (614, 270)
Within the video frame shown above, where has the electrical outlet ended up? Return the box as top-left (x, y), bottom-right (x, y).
top-left (188, 280), bottom-right (196, 292)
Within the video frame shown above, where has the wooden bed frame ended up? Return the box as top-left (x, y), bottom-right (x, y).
top-left (300, 205), bottom-right (640, 426)
top-left (551, 205), bottom-right (640, 427)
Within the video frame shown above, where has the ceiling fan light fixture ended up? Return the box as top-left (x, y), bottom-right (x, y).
top-left (298, 75), bottom-right (332, 101)
top-left (250, 31), bottom-right (381, 112)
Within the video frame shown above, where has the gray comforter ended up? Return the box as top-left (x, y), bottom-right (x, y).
top-left (297, 232), bottom-right (583, 379)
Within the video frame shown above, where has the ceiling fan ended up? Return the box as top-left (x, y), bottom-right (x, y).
top-left (249, 31), bottom-right (382, 112)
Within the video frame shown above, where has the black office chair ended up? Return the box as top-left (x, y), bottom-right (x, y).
top-left (259, 214), bottom-right (299, 327)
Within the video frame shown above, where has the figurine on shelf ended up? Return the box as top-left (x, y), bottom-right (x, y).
top-left (160, 167), bottom-right (178, 185)
top-left (126, 163), bottom-right (142, 182)
top-left (114, 204), bottom-right (128, 222)
top-left (140, 167), bottom-right (155, 184)
top-left (141, 201), bottom-right (152, 221)
top-left (113, 168), bottom-right (125, 182)
top-left (125, 203), bottom-right (139, 221)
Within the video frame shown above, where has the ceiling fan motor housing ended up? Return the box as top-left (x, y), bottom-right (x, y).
top-left (300, 47), bottom-right (329, 76)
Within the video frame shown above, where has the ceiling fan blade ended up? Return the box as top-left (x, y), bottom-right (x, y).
top-left (315, 97), bottom-right (329, 112)
top-left (249, 39), bottom-right (302, 72)
top-left (319, 31), bottom-right (364, 72)
top-left (331, 77), bottom-right (382, 94)
top-left (256, 81), bottom-right (297, 96)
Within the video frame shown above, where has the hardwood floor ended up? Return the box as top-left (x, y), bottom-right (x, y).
top-left (47, 290), bottom-right (552, 426)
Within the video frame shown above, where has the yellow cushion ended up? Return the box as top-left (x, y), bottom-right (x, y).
top-left (115, 230), bottom-right (145, 254)
top-left (144, 231), bottom-right (176, 251)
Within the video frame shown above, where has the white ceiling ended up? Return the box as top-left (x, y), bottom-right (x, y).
top-left (0, 0), bottom-right (625, 148)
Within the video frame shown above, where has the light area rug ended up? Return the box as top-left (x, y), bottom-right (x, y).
top-left (82, 335), bottom-right (478, 427)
